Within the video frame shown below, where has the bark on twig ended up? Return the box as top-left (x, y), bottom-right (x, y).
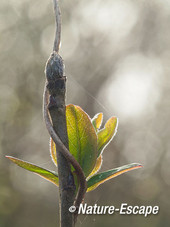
top-left (53, 0), bottom-right (61, 52)
top-left (45, 52), bottom-right (75, 227)
top-left (43, 1), bottom-right (87, 226)
top-left (43, 81), bottom-right (87, 221)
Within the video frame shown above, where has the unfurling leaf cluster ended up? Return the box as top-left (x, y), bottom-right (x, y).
top-left (6, 105), bottom-right (142, 192)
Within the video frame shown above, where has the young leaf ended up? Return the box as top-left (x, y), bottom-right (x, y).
top-left (6, 156), bottom-right (59, 186)
top-left (66, 104), bottom-right (97, 177)
top-left (91, 113), bottom-right (103, 132)
top-left (50, 138), bottom-right (58, 167)
top-left (87, 163), bottom-right (143, 192)
top-left (97, 117), bottom-right (118, 157)
top-left (88, 155), bottom-right (103, 178)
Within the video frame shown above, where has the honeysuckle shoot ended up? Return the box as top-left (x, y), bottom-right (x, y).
top-left (6, 104), bottom-right (142, 193)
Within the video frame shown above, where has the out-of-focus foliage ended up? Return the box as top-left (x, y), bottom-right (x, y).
top-left (1, 0), bottom-right (170, 226)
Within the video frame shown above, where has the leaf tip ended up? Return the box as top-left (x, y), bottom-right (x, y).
top-left (5, 155), bottom-right (13, 160)
top-left (5, 156), bottom-right (20, 165)
top-left (136, 163), bottom-right (143, 168)
top-left (130, 163), bottom-right (143, 170)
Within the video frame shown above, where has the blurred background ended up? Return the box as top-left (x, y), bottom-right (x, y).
top-left (0, 0), bottom-right (170, 226)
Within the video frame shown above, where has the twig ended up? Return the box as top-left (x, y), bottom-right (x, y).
top-left (53, 0), bottom-right (61, 52)
top-left (44, 1), bottom-right (87, 225)
top-left (43, 82), bottom-right (87, 218)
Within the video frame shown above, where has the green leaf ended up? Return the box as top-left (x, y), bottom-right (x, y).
top-left (50, 138), bottom-right (57, 167)
top-left (87, 163), bottom-right (143, 192)
top-left (66, 104), bottom-right (98, 177)
top-left (91, 113), bottom-right (103, 132)
top-left (88, 155), bottom-right (103, 178)
top-left (6, 156), bottom-right (59, 186)
top-left (97, 117), bottom-right (118, 157)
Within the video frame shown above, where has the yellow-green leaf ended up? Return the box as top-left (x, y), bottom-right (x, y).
top-left (6, 156), bottom-right (59, 186)
top-left (88, 155), bottom-right (103, 178)
top-left (97, 117), bottom-right (118, 157)
top-left (50, 138), bottom-right (57, 167)
top-left (87, 163), bottom-right (142, 192)
top-left (91, 113), bottom-right (103, 132)
top-left (66, 104), bottom-right (97, 177)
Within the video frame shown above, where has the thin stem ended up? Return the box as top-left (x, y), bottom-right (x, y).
top-left (43, 82), bottom-right (87, 217)
top-left (44, 1), bottom-right (87, 225)
top-left (53, 0), bottom-right (61, 52)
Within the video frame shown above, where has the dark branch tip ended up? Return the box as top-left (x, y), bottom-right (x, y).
top-left (45, 52), bottom-right (64, 81)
